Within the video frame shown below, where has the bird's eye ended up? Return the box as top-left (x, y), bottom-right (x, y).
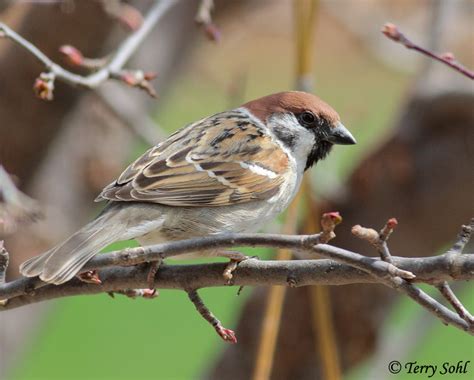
top-left (299, 111), bottom-right (316, 126)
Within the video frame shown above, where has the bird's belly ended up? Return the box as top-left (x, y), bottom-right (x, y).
top-left (136, 203), bottom-right (289, 260)
top-left (136, 174), bottom-right (299, 259)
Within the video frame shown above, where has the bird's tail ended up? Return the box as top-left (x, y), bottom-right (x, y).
top-left (19, 203), bottom-right (163, 285)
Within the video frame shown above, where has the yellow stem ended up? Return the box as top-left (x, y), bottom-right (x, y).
top-left (252, 193), bottom-right (301, 380)
top-left (302, 178), bottom-right (342, 380)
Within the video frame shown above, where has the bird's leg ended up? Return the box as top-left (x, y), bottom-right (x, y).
top-left (216, 251), bottom-right (251, 283)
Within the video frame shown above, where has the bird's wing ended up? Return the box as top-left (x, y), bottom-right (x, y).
top-left (96, 110), bottom-right (290, 207)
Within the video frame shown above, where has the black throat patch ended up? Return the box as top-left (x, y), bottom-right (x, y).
top-left (305, 139), bottom-right (333, 170)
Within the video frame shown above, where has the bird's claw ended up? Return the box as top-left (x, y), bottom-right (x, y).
top-left (222, 254), bottom-right (256, 283)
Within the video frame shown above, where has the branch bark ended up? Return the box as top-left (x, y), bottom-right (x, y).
top-left (1, 221), bottom-right (473, 336)
top-left (0, 253), bottom-right (472, 307)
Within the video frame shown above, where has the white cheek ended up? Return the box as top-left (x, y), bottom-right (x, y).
top-left (291, 129), bottom-right (316, 172)
top-left (267, 113), bottom-right (316, 175)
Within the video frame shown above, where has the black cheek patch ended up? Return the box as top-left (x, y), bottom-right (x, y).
top-left (272, 125), bottom-right (296, 149)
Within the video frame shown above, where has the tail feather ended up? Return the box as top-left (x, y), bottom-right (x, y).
top-left (19, 203), bottom-right (164, 285)
top-left (19, 249), bottom-right (55, 278)
top-left (20, 222), bottom-right (123, 285)
top-left (40, 228), bottom-right (120, 285)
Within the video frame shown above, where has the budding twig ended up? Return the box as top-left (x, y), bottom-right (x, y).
top-left (0, 0), bottom-right (178, 100)
top-left (187, 289), bottom-right (237, 343)
top-left (352, 218), bottom-right (473, 334)
top-left (195, 0), bottom-right (221, 42)
top-left (59, 45), bottom-right (107, 70)
top-left (449, 219), bottom-right (473, 254)
top-left (381, 23), bottom-right (474, 80)
top-left (319, 211), bottom-right (342, 243)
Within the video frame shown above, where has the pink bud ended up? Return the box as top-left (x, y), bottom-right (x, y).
top-left (117, 4), bottom-right (143, 31)
top-left (144, 71), bottom-right (158, 81)
top-left (204, 23), bottom-right (221, 43)
top-left (386, 218), bottom-right (398, 229)
top-left (120, 72), bottom-right (137, 85)
top-left (323, 211), bottom-right (342, 224)
top-left (382, 23), bottom-right (401, 41)
top-left (59, 45), bottom-right (84, 66)
top-left (441, 52), bottom-right (455, 62)
top-left (33, 75), bottom-right (54, 101)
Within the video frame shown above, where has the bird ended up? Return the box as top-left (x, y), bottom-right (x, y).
top-left (20, 91), bottom-right (356, 285)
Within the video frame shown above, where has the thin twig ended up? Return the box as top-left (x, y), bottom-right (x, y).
top-left (449, 218), bottom-right (473, 254)
top-left (382, 23), bottom-right (474, 80)
top-left (195, 0), bottom-right (220, 42)
top-left (352, 219), bottom-right (474, 334)
top-left (187, 289), bottom-right (237, 343)
top-left (435, 219), bottom-right (474, 324)
top-left (0, 0), bottom-right (178, 98)
top-left (437, 282), bottom-right (474, 324)
top-left (351, 222), bottom-right (414, 278)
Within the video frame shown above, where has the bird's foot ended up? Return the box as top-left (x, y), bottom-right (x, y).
top-left (220, 251), bottom-right (252, 283)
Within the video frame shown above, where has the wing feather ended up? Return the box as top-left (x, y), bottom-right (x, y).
top-left (96, 110), bottom-right (289, 207)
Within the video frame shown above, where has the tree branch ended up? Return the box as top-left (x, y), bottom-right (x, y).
top-left (351, 218), bottom-right (473, 336)
top-left (0, 217), bottom-right (473, 341)
top-left (0, 0), bottom-right (179, 99)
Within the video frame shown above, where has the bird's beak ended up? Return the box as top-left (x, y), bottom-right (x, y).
top-left (325, 122), bottom-right (357, 145)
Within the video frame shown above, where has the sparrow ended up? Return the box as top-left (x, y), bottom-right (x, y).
top-left (20, 91), bottom-right (356, 285)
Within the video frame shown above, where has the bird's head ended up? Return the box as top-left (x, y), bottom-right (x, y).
top-left (242, 91), bottom-right (356, 170)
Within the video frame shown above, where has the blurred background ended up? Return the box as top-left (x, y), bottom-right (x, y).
top-left (0, 0), bottom-right (473, 379)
